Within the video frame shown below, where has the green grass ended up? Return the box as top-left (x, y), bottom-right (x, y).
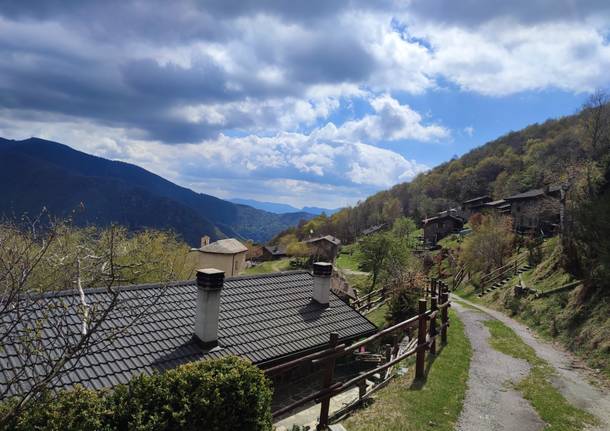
top-left (365, 303), bottom-right (389, 328)
top-left (483, 319), bottom-right (598, 431)
top-left (336, 252), bottom-right (362, 272)
top-left (342, 309), bottom-right (472, 431)
top-left (243, 258), bottom-right (293, 275)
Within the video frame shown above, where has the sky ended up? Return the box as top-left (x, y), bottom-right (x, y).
top-left (1, 1), bottom-right (609, 209)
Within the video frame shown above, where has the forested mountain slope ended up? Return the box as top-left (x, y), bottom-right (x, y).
top-left (0, 137), bottom-right (313, 244)
top-left (284, 99), bottom-right (609, 244)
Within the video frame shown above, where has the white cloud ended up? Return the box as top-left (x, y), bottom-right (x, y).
top-left (333, 94), bottom-right (449, 142)
top-left (463, 126), bottom-right (474, 137)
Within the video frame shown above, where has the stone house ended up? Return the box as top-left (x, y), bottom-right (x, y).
top-left (305, 235), bottom-right (341, 262)
top-left (260, 244), bottom-right (287, 261)
top-left (422, 214), bottom-right (464, 245)
top-left (190, 237), bottom-right (248, 276)
top-left (504, 185), bottom-right (563, 233)
top-left (461, 195), bottom-right (492, 219)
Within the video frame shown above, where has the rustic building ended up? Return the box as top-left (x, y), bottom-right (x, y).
top-left (504, 185), bottom-right (563, 233)
top-left (260, 244), bottom-right (287, 261)
top-left (190, 238), bottom-right (248, 276)
top-left (422, 214), bottom-right (464, 245)
top-left (305, 235), bottom-right (341, 262)
top-left (461, 195), bottom-right (492, 218)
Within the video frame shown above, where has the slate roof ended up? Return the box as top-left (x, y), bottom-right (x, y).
top-left (423, 214), bottom-right (464, 224)
top-left (263, 245), bottom-right (286, 256)
top-left (305, 235), bottom-right (341, 246)
top-left (0, 271), bottom-right (376, 398)
top-left (485, 199), bottom-right (507, 207)
top-left (195, 238), bottom-right (248, 254)
top-left (361, 224), bottom-right (385, 236)
top-left (504, 184), bottom-right (562, 201)
top-left (462, 195), bottom-right (491, 205)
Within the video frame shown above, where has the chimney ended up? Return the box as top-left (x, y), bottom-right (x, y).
top-left (312, 262), bottom-right (332, 306)
top-left (200, 235), bottom-right (210, 248)
top-left (194, 268), bottom-right (224, 348)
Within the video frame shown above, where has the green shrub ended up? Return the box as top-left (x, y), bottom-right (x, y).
top-left (2, 357), bottom-right (272, 431)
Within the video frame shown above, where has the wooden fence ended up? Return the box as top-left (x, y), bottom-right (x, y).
top-left (479, 253), bottom-right (528, 294)
top-left (265, 281), bottom-right (451, 430)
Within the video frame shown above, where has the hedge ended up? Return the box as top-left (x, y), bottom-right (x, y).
top-left (2, 356), bottom-right (273, 431)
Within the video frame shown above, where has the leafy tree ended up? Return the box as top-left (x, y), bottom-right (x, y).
top-left (358, 233), bottom-right (392, 292)
top-left (460, 214), bottom-right (515, 274)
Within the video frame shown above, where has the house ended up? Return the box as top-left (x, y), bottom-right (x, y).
top-left (190, 237), bottom-right (248, 276)
top-left (260, 244), bottom-right (287, 261)
top-left (422, 214), bottom-right (464, 245)
top-left (305, 235), bottom-right (341, 262)
top-left (461, 195), bottom-right (492, 218)
top-left (504, 185), bottom-right (563, 233)
top-left (0, 263), bottom-right (377, 400)
top-left (483, 199), bottom-right (511, 215)
top-left (504, 185), bottom-right (563, 232)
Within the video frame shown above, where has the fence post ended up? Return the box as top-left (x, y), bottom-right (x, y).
top-left (415, 298), bottom-right (428, 380)
top-left (318, 332), bottom-right (339, 430)
top-left (430, 295), bottom-right (438, 355)
top-left (441, 291), bottom-right (449, 345)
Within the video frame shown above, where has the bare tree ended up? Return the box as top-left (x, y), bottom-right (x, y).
top-left (0, 213), bottom-right (185, 426)
top-left (582, 89), bottom-right (610, 158)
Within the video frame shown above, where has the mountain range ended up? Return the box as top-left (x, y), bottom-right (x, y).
top-left (0, 137), bottom-right (314, 245)
top-left (229, 198), bottom-right (339, 216)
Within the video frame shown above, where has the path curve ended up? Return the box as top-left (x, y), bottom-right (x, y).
top-left (453, 295), bottom-right (610, 431)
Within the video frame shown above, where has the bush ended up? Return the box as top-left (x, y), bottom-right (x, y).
top-left (2, 357), bottom-right (273, 431)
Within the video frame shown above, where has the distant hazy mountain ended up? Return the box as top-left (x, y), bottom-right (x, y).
top-left (0, 137), bottom-right (312, 245)
top-left (230, 198), bottom-right (340, 216)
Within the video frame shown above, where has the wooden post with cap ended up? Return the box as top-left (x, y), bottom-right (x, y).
top-left (415, 298), bottom-right (428, 380)
top-left (317, 332), bottom-right (339, 430)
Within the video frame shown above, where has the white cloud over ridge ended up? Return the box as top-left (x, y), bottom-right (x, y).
top-left (1, 1), bottom-right (610, 205)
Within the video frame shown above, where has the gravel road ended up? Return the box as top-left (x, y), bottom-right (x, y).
top-left (452, 295), bottom-right (610, 431)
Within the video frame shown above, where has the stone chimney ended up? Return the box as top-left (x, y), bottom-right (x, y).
top-left (200, 235), bottom-right (210, 248)
top-left (312, 262), bottom-right (332, 306)
top-left (194, 268), bottom-right (224, 348)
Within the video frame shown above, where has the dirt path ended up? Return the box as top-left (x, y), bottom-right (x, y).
top-left (453, 295), bottom-right (610, 431)
top-left (452, 302), bottom-right (545, 431)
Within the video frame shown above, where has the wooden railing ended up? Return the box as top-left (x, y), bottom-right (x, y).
top-left (479, 253), bottom-right (528, 294)
top-left (265, 282), bottom-right (451, 429)
top-left (453, 266), bottom-right (466, 290)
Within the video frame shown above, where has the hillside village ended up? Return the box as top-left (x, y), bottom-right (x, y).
top-left (2, 2), bottom-right (610, 431)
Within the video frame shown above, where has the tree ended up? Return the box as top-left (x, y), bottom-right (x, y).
top-left (0, 214), bottom-right (183, 426)
top-left (391, 217), bottom-right (417, 248)
top-left (460, 214), bottom-right (515, 274)
top-left (358, 233), bottom-right (391, 292)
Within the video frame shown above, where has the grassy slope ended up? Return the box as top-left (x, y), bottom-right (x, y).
top-left (484, 319), bottom-right (597, 430)
top-left (365, 304), bottom-right (389, 328)
top-left (243, 258), bottom-right (293, 275)
top-left (452, 238), bottom-right (610, 380)
top-left (342, 309), bottom-right (471, 431)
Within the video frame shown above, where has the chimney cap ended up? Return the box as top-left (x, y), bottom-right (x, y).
top-left (196, 268), bottom-right (224, 290)
top-left (313, 262), bottom-right (332, 277)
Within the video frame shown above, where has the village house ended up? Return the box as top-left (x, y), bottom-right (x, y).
top-left (484, 199), bottom-right (510, 215)
top-left (190, 236), bottom-right (248, 276)
top-left (260, 244), bottom-right (287, 261)
top-left (422, 213), bottom-right (465, 245)
top-left (0, 263), bottom-right (377, 405)
top-left (504, 185), bottom-right (563, 233)
top-left (305, 235), bottom-right (341, 262)
top-left (461, 195), bottom-right (492, 219)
